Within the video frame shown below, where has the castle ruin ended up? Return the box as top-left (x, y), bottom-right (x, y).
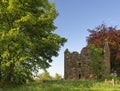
top-left (64, 40), bottom-right (111, 80)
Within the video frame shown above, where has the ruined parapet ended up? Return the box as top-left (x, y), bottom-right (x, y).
top-left (64, 49), bottom-right (81, 80)
top-left (103, 39), bottom-right (111, 75)
top-left (80, 47), bottom-right (92, 79)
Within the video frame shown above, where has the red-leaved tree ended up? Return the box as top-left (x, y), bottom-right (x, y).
top-left (87, 24), bottom-right (120, 75)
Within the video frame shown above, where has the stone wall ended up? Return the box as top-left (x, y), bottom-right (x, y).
top-left (64, 48), bottom-right (92, 80)
top-left (64, 49), bottom-right (81, 80)
top-left (80, 48), bottom-right (92, 79)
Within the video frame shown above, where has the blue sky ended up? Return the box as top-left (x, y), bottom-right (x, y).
top-left (47, 0), bottom-right (120, 77)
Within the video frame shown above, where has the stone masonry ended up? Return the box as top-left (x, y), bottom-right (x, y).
top-left (64, 40), bottom-right (111, 80)
top-left (103, 39), bottom-right (111, 75)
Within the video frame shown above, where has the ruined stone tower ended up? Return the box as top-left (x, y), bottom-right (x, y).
top-left (103, 39), bottom-right (111, 75)
top-left (64, 40), bottom-right (111, 79)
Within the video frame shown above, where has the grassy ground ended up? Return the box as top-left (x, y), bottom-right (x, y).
top-left (0, 80), bottom-right (120, 91)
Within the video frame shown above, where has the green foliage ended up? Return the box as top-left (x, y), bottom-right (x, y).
top-left (53, 73), bottom-right (62, 80)
top-left (36, 71), bottom-right (62, 82)
top-left (38, 71), bottom-right (52, 81)
top-left (0, 0), bottom-right (66, 85)
top-left (88, 44), bottom-right (103, 78)
top-left (1, 80), bottom-right (120, 91)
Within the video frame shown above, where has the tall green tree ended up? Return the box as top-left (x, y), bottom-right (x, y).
top-left (0, 0), bottom-right (66, 85)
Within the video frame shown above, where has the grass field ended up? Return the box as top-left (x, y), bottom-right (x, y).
top-left (0, 80), bottom-right (120, 91)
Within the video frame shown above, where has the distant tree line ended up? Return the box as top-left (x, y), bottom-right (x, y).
top-left (35, 70), bottom-right (62, 82)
